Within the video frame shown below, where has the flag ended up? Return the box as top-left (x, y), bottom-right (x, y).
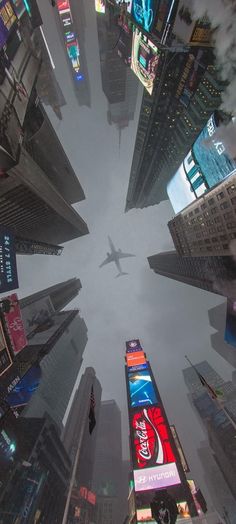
top-left (194, 367), bottom-right (223, 401)
top-left (89, 386), bottom-right (96, 434)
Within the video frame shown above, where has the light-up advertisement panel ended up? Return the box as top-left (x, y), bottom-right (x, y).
top-left (66, 38), bottom-right (80, 72)
top-left (128, 370), bottom-right (158, 408)
top-left (131, 0), bottom-right (157, 33)
top-left (131, 28), bottom-right (160, 95)
top-left (132, 406), bottom-right (176, 469)
top-left (95, 0), bottom-right (105, 13)
top-left (177, 501), bottom-right (190, 519)
top-left (126, 339), bottom-right (143, 353)
top-left (172, 1), bottom-right (212, 47)
top-left (0, 0), bottom-right (16, 49)
top-left (137, 506), bottom-right (155, 522)
top-left (126, 351), bottom-right (146, 368)
top-left (134, 462), bottom-right (181, 492)
top-left (167, 113), bottom-right (236, 213)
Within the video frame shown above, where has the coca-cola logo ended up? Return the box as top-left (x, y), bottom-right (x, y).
top-left (132, 407), bottom-right (176, 469)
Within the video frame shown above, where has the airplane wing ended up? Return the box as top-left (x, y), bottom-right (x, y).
top-left (117, 252), bottom-right (135, 260)
top-left (99, 254), bottom-right (114, 268)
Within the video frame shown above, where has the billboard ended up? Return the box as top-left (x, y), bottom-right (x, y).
top-left (172, 1), bottom-right (212, 47)
top-left (0, 320), bottom-right (12, 377)
top-left (126, 339), bottom-right (143, 353)
top-left (0, 0), bottom-right (16, 49)
top-left (126, 350), bottom-right (146, 368)
top-left (128, 363), bottom-right (148, 372)
top-left (170, 425), bottom-right (189, 473)
top-left (152, 0), bottom-right (176, 43)
top-left (175, 48), bottom-right (208, 108)
top-left (0, 226), bottom-right (18, 293)
top-left (20, 296), bottom-right (55, 339)
top-left (128, 369), bottom-right (158, 407)
top-left (95, 0), bottom-right (105, 13)
top-left (131, 406), bottom-right (176, 469)
top-left (167, 113), bottom-right (236, 213)
top-left (131, 0), bottom-right (158, 33)
top-left (137, 506), bottom-right (155, 521)
top-left (224, 298), bottom-right (236, 347)
top-left (6, 365), bottom-right (41, 414)
top-left (133, 462), bottom-right (181, 492)
top-left (131, 28), bottom-right (160, 95)
top-left (3, 294), bottom-right (27, 355)
top-left (177, 501), bottom-right (190, 519)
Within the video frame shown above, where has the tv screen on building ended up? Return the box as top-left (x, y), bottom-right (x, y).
top-left (131, 0), bottom-right (158, 33)
top-left (128, 370), bottom-right (158, 407)
top-left (131, 28), bottom-right (160, 94)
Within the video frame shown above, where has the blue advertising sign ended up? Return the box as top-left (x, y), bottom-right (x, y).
top-left (0, 226), bottom-right (19, 293)
top-left (128, 369), bottom-right (158, 407)
top-left (6, 364), bottom-right (41, 412)
top-left (131, 0), bottom-right (158, 33)
top-left (0, 0), bottom-right (16, 49)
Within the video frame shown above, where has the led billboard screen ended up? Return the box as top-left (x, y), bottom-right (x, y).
top-left (224, 298), bottom-right (236, 347)
top-left (0, 226), bottom-right (19, 294)
top-left (6, 365), bottom-right (41, 412)
top-left (177, 501), bottom-right (190, 519)
top-left (131, 0), bottom-right (157, 33)
top-left (131, 28), bottom-right (160, 95)
top-left (134, 462), bottom-right (181, 492)
top-left (0, 0), bottom-right (16, 49)
top-left (132, 406), bottom-right (176, 469)
top-left (167, 113), bottom-right (236, 213)
top-left (95, 0), bottom-right (105, 13)
top-left (172, 1), bottom-right (212, 47)
top-left (128, 363), bottom-right (148, 372)
top-left (137, 506), bottom-right (155, 521)
top-left (126, 339), bottom-right (142, 352)
top-left (126, 350), bottom-right (146, 368)
top-left (3, 293), bottom-right (27, 355)
top-left (128, 370), bottom-right (158, 407)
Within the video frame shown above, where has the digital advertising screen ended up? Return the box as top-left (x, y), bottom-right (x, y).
top-left (167, 113), bottom-right (236, 213)
top-left (128, 363), bottom-right (148, 373)
top-left (224, 298), bottom-right (236, 348)
top-left (133, 461), bottom-right (181, 492)
top-left (66, 38), bottom-right (80, 72)
top-left (172, 1), bottom-right (212, 47)
top-left (177, 501), bottom-right (190, 519)
top-left (126, 339), bottom-right (142, 353)
top-left (6, 365), bottom-right (41, 412)
top-left (3, 293), bottom-right (27, 355)
top-left (137, 506), bottom-right (155, 522)
top-left (128, 370), bottom-right (158, 407)
top-left (131, 0), bottom-right (157, 33)
top-left (131, 406), bottom-right (176, 470)
top-left (131, 28), bottom-right (160, 95)
top-left (57, 0), bottom-right (70, 12)
top-left (0, 0), bottom-right (16, 49)
top-left (95, 0), bottom-right (105, 13)
top-left (0, 226), bottom-right (19, 294)
top-left (126, 350), bottom-right (146, 368)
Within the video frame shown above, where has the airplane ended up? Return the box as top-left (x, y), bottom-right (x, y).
top-left (99, 236), bottom-right (135, 278)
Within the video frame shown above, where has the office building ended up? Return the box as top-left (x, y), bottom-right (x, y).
top-left (23, 314), bottom-right (87, 430)
top-left (125, 55), bottom-right (223, 211)
top-left (209, 303), bottom-right (236, 368)
top-left (148, 250), bottom-right (236, 297)
top-left (183, 361), bottom-right (236, 501)
top-left (0, 415), bottom-right (71, 523)
top-left (20, 277), bottom-right (82, 312)
top-left (0, 8), bottom-right (88, 245)
top-left (92, 400), bottom-right (123, 524)
top-left (168, 174), bottom-right (236, 257)
top-left (107, 67), bottom-right (139, 132)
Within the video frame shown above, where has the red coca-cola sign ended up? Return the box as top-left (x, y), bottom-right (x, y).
top-left (132, 406), bottom-right (176, 469)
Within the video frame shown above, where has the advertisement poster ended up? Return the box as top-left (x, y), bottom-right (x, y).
top-left (133, 461), bottom-right (181, 492)
top-left (131, 28), bottom-right (160, 95)
top-left (6, 365), bottom-right (41, 414)
top-left (131, 0), bottom-right (157, 33)
top-left (21, 296), bottom-right (55, 339)
top-left (126, 350), bottom-right (146, 368)
top-left (128, 369), bottom-right (158, 407)
top-left (0, 226), bottom-right (19, 294)
top-left (0, 0), bottom-right (16, 49)
top-left (132, 406), bottom-right (176, 469)
top-left (172, 1), bottom-right (212, 47)
top-left (3, 293), bottom-right (27, 355)
top-left (126, 339), bottom-right (142, 353)
top-left (95, 0), bottom-right (105, 14)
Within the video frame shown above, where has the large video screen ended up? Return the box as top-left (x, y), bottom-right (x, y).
top-left (128, 370), bottom-right (158, 408)
top-left (95, 0), bottom-right (105, 13)
top-left (132, 406), bottom-right (176, 469)
top-left (167, 113), bottom-right (236, 213)
top-left (131, 0), bottom-right (157, 33)
top-left (126, 350), bottom-right (146, 368)
top-left (134, 462), bottom-right (181, 492)
top-left (131, 28), bottom-right (160, 95)
top-left (0, 0), bottom-right (16, 49)
top-left (6, 365), bottom-right (41, 412)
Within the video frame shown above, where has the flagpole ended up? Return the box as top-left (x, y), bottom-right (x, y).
top-left (61, 387), bottom-right (92, 524)
top-left (185, 356), bottom-right (236, 432)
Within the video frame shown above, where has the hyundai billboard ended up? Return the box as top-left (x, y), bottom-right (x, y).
top-left (131, 0), bottom-right (158, 33)
top-left (131, 28), bottom-right (160, 95)
top-left (133, 462), bottom-right (181, 492)
top-left (128, 370), bottom-right (158, 407)
top-left (167, 113), bottom-right (236, 213)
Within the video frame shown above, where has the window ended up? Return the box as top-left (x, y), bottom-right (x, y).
top-left (217, 226), bottom-right (225, 233)
top-left (204, 211), bottom-right (209, 218)
top-left (212, 237), bottom-right (218, 243)
top-left (227, 184), bottom-right (236, 194)
top-left (211, 207), bottom-right (217, 215)
top-left (214, 216), bottom-right (221, 224)
top-left (217, 191), bottom-right (225, 200)
top-left (208, 198), bottom-right (215, 206)
top-left (224, 212), bottom-right (234, 220)
top-left (226, 222), bottom-right (236, 229)
top-left (220, 201), bottom-right (230, 210)
top-left (223, 243), bottom-right (229, 250)
top-left (231, 196), bottom-right (236, 205)
top-left (194, 208), bottom-right (200, 214)
top-left (201, 203), bottom-right (207, 210)
top-left (220, 235), bottom-right (228, 241)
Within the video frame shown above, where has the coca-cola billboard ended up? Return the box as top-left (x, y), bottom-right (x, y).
top-left (132, 406), bottom-right (176, 469)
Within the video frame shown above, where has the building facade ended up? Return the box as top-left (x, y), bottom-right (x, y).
top-left (209, 303), bottom-right (236, 369)
top-left (168, 174), bottom-right (236, 257)
top-left (92, 400), bottom-right (123, 524)
top-left (148, 250), bottom-right (236, 297)
top-left (19, 277), bottom-right (82, 312)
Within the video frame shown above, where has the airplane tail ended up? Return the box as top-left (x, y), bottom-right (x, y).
top-left (116, 272), bottom-right (128, 278)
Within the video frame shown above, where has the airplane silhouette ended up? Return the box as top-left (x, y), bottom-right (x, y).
top-left (99, 236), bottom-right (135, 278)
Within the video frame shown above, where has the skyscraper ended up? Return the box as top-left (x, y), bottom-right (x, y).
top-left (148, 250), bottom-right (236, 297)
top-left (23, 314), bottom-right (88, 430)
top-left (209, 303), bottom-right (236, 368)
top-left (92, 400), bottom-right (123, 524)
top-left (183, 361), bottom-right (236, 503)
top-left (20, 278), bottom-right (82, 312)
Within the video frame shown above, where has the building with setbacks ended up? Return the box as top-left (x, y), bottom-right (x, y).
top-left (208, 302), bottom-right (236, 369)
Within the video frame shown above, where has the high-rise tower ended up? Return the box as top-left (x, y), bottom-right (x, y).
top-left (20, 278), bottom-right (82, 312)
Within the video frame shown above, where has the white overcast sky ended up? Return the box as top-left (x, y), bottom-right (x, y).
top-left (11, 0), bottom-right (236, 509)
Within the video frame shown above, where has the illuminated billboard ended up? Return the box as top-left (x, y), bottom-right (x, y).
top-left (0, 226), bottom-right (19, 294)
top-left (131, 28), bottom-right (160, 95)
top-left (177, 501), bottom-right (190, 519)
top-left (95, 0), bottom-right (105, 13)
top-left (6, 364), bottom-right (41, 413)
top-left (131, 406), bottom-right (176, 469)
top-left (3, 294), bottom-right (27, 355)
top-left (167, 113), bottom-right (236, 213)
top-left (172, 1), bottom-right (212, 47)
top-left (128, 370), bottom-right (158, 407)
top-left (131, 0), bottom-right (157, 33)
top-left (0, 0), bottom-right (16, 49)
top-left (126, 339), bottom-right (143, 353)
top-left (134, 462), bottom-right (181, 492)
top-left (66, 38), bottom-right (80, 72)
top-left (126, 350), bottom-right (146, 368)
top-left (137, 506), bottom-right (155, 521)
